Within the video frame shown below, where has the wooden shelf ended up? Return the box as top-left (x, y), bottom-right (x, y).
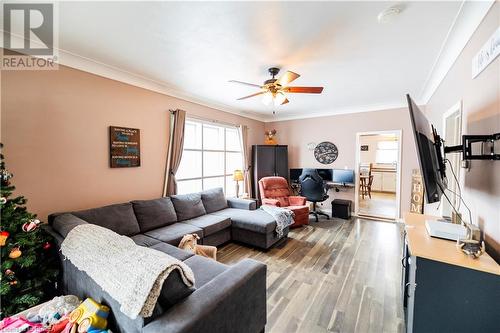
top-left (404, 212), bottom-right (500, 275)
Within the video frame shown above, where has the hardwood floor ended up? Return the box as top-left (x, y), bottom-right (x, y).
top-left (359, 192), bottom-right (397, 220)
top-left (218, 217), bottom-right (406, 333)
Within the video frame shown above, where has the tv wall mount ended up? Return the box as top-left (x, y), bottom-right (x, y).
top-left (433, 126), bottom-right (500, 161)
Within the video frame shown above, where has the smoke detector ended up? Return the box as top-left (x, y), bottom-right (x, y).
top-left (378, 5), bottom-right (402, 23)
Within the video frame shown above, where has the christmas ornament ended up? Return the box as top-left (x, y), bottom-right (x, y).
top-left (22, 219), bottom-right (41, 232)
top-left (0, 231), bottom-right (9, 246)
top-left (5, 269), bottom-right (14, 276)
top-left (9, 280), bottom-right (18, 286)
top-left (9, 246), bottom-right (22, 259)
top-left (43, 242), bottom-right (52, 250)
top-left (0, 197), bottom-right (6, 204)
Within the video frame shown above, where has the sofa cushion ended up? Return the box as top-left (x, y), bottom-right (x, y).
top-left (72, 203), bottom-right (140, 236)
top-left (52, 214), bottom-right (88, 238)
top-left (144, 223), bottom-right (203, 246)
top-left (212, 208), bottom-right (276, 234)
top-left (171, 193), bottom-right (207, 221)
top-left (150, 242), bottom-right (194, 262)
top-left (183, 255), bottom-right (228, 288)
top-left (183, 214), bottom-right (231, 236)
top-left (132, 197), bottom-right (177, 232)
top-left (130, 234), bottom-right (162, 247)
top-left (200, 187), bottom-right (228, 213)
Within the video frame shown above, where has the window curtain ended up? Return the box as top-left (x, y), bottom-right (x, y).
top-left (238, 125), bottom-right (252, 198)
top-left (163, 109), bottom-right (186, 196)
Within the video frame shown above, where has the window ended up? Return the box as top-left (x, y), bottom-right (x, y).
top-left (375, 140), bottom-right (398, 164)
top-left (176, 119), bottom-right (243, 196)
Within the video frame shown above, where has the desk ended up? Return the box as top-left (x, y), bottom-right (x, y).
top-left (402, 213), bottom-right (499, 333)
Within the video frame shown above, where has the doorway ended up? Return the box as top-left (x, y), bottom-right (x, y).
top-left (355, 130), bottom-right (402, 220)
top-left (441, 102), bottom-right (462, 217)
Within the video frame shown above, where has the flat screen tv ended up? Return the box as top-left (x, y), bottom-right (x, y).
top-left (316, 168), bottom-right (333, 181)
top-left (332, 169), bottom-right (354, 185)
top-left (407, 94), bottom-right (446, 203)
top-left (289, 168), bottom-right (303, 182)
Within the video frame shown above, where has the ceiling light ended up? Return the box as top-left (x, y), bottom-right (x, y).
top-left (262, 91), bottom-right (273, 105)
top-left (274, 92), bottom-right (287, 106)
top-left (377, 6), bottom-right (401, 23)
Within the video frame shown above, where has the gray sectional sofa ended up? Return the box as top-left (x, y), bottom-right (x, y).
top-left (46, 188), bottom-right (289, 333)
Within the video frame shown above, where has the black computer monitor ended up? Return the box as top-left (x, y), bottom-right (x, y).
top-left (407, 94), bottom-right (446, 203)
top-left (316, 168), bottom-right (333, 181)
top-left (289, 168), bottom-right (303, 182)
top-left (332, 169), bottom-right (354, 185)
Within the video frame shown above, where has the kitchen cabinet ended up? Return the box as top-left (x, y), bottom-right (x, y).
top-left (371, 170), bottom-right (396, 193)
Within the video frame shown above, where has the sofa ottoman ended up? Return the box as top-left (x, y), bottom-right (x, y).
top-left (211, 208), bottom-right (288, 249)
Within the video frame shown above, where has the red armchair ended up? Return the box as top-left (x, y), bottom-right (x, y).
top-left (258, 176), bottom-right (309, 227)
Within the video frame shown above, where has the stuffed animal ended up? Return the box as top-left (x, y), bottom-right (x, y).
top-left (178, 234), bottom-right (217, 260)
top-left (264, 129), bottom-right (278, 145)
top-left (36, 295), bottom-right (81, 326)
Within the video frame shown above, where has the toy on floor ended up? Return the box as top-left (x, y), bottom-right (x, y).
top-left (28, 295), bottom-right (82, 326)
top-left (178, 233), bottom-right (217, 260)
top-left (0, 316), bottom-right (47, 333)
top-left (68, 298), bottom-right (109, 333)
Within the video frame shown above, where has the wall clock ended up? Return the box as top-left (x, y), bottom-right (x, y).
top-left (314, 141), bottom-right (338, 164)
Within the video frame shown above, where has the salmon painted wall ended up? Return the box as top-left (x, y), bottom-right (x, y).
top-left (265, 107), bottom-right (419, 215)
top-left (1, 65), bottom-right (264, 221)
top-left (425, 4), bottom-right (499, 261)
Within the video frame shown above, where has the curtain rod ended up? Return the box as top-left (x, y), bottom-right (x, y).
top-left (170, 110), bottom-right (243, 128)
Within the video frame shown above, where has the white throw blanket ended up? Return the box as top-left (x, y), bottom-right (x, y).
top-left (261, 205), bottom-right (294, 238)
top-left (60, 224), bottom-right (195, 319)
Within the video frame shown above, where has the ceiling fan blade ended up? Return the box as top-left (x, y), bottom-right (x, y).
top-left (276, 71), bottom-right (300, 86)
top-left (281, 98), bottom-right (289, 105)
top-left (285, 86), bottom-right (324, 94)
top-left (237, 91), bottom-right (265, 100)
top-left (229, 80), bottom-right (262, 88)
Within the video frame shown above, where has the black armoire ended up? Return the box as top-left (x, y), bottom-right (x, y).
top-left (252, 145), bottom-right (289, 202)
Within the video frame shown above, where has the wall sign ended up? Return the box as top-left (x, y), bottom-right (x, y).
top-left (314, 141), bottom-right (338, 164)
top-left (360, 145), bottom-right (369, 151)
top-left (109, 126), bottom-right (140, 168)
top-left (410, 169), bottom-right (424, 214)
top-left (472, 26), bottom-right (500, 79)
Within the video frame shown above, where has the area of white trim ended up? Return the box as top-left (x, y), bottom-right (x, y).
top-left (57, 48), bottom-right (409, 123)
top-left (419, 0), bottom-right (495, 104)
top-left (57, 49), bottom-right (269, 122)
top-left (262, 102), bottom-right (408, 123)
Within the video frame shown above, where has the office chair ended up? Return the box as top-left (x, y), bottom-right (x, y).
top-left (299, 168), bottom-right (330, 222)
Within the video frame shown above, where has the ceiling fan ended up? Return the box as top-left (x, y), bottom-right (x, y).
top-left (229, 67), bottom-right (324, 107)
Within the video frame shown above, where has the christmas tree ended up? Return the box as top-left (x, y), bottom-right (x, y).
top-left (0, 143), bottom-right (59, 318)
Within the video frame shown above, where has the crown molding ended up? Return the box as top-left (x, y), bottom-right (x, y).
top-left (418, 0), bottom-right (495, 104)
top-left (262, 102), bottom-right (408, 123)
top-left (56, 48), bottom-right (269, 122)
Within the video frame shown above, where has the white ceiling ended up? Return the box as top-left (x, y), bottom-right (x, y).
top-left (53, 1), bottom-right (485, 121)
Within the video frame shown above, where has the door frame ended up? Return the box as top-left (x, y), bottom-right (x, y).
top-left (354, 130), bottom-right (403, 220)
top-left (440, 101), bottom-right (463, 217)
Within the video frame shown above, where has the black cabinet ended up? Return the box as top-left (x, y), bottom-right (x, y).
top-left (252, 145), bottom-right (289, 202)
top-left (402, 233), bottom-right (500, 333)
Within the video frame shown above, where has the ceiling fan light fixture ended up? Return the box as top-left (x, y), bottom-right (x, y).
top-left (262, 91), bottom-right (273, 105)
top-left (274, 92), bottom-right (287, 106)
